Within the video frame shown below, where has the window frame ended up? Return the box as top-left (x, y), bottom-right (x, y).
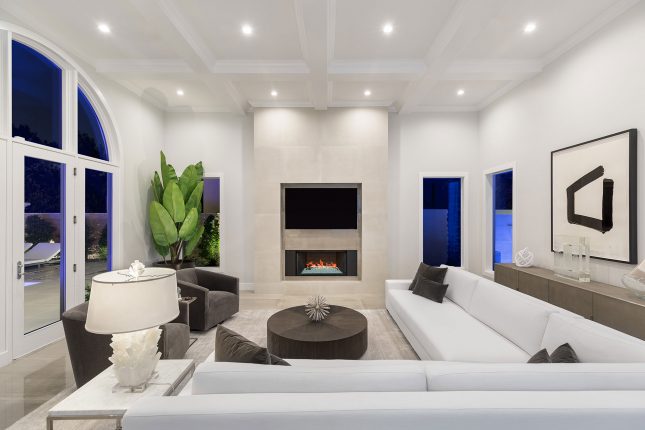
top-left (418, 172), bottom-right (469, 270)
top-left (482, 163), bottom-right (516, 278)
top-left (198, 173), bottom-right (224, 272)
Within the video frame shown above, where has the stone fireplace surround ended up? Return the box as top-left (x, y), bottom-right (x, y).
top-left (253, 108), bottom-right (388, 298)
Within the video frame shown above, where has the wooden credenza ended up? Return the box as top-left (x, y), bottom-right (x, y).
top-left (494, 263), bottom-right (645, 341)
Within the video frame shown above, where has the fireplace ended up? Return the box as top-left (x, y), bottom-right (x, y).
top-left (285, 250), bottom-right (358, 277)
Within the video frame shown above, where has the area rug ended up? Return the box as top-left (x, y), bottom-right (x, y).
top-left (8, 309), bottom-right (417, 430)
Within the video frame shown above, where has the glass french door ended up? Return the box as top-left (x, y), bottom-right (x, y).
top-left (12, 143), bottom-right (74, 357)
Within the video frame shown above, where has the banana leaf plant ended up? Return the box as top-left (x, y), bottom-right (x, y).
top-left (149, 151), bottom-right (205, 265)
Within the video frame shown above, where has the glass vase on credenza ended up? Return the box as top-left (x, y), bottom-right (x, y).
top-left (553, 235), bottom-right (591, 283)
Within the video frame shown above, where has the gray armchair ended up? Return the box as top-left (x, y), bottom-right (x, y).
top-left (176, 268), bottom-right (239, 331)
top-left (62, 302), bottom-right (190, 387)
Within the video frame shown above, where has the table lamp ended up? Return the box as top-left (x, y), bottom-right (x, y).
top-left (85, 264), bottom-right (179, 391)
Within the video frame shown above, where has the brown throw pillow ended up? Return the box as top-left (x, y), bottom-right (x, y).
top-left (412, 275), bottom-right (449, 303)
top-left (215, 326), bottom-right (290, 365)
top-left (409, 263), bottom-right (448, 290)
top-left (527, 348), bottom-right (551, 363)
top-left (550, 343), bottom-right (579, 363)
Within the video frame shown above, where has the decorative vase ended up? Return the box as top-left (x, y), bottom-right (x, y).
top-left (305, 296), bottom-right (331, 322)
top-left (514, 248), bottom-right (534, 268)
top-left (553, 235), bottom-right (590, 282)
top-left (109, 327), bottom-right (162, 391)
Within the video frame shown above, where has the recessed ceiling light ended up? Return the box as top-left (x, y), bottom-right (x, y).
top-left (364, 89), bottom-right (372, 96)
top-left (97, 23), bottom-right (111, 34)
top-left (271, 89), bottom-right (278, 97)
top-left (457, 89), bottom-right (465, 96)
top-left (176, 89), bottom-right (184, 96)
top-left (241, 24), bottom-right (254, 36)
top-left (382, 22), bottom-right (394, 35)
top-left (524, 22), bottom-right (537, 34)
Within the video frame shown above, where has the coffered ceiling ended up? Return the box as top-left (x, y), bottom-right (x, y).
top-left (0, 0), bottom-right (639, 113)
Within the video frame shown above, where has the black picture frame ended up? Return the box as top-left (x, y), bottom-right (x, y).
top-left (551, 129), bottom-right (638, 264)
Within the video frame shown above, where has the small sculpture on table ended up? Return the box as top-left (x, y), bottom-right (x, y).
top-left (515, 248), bottom-right (534, 268)
top-left (305, 296), bottom-right (330, 322)
top-left (623, 260), bottom-right (645, 299)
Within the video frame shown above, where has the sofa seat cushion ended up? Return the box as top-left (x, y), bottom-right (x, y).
top-left (191, 361), bottom-right (428, 394)
top-left (424, 361), bottom-right (645, 391)
top-left (387, 289), bottom-right (529, 362)
top-left (541, 313), bottom-right (645, 363)
top-left (469, 279), bottom-right (555, 354)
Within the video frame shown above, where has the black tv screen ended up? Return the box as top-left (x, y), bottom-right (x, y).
top-left (285, 187), bottom-right (358, 229)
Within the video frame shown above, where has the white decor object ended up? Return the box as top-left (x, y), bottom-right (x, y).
top-left (514, 248), bottom-right (534, 267)
top-left (553, 235), bottom-right (591, 282)
top-left (85, 267), bottom-right (179, 391)
top-left (128, 260), bottom-right (146, 278)
top-left (305, 296), bottom-right (330, 322)
top-left (622, 260), bottom-right (645, 299)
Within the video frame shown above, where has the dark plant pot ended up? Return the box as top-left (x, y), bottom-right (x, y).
top-left (153, 260), bottom-right (196, 271)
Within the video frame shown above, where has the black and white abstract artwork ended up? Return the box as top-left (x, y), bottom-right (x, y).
top-left (551, 129), bottom-right (637, 264)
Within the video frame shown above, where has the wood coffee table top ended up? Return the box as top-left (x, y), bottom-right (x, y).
top-left (267, 305), bottom-right (367, 342)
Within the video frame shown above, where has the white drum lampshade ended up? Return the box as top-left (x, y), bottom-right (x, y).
top-left (85, 267), bottom-right (179, 390)
top-left (85, 267), bottom-right (179, 334)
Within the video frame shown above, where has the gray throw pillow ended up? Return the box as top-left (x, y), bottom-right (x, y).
top-left (527, 348), bottom-right (551, 363)
top-left (412, 276), bottom-right (449, 303)
top-left (550, 343), bottom-right (579, 363)
top-left (409, 263), bottom-right (448, 290)
top-left (215, 326), bottom-right (290, 365)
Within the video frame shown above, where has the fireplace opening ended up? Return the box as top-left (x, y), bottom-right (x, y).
top-left (285, 250), bottom-right (358, 277)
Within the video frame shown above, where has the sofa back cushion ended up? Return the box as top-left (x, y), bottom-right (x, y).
top-left (425, 362), bottom-right (645, 391)
top-left (440, 265), bottom-right (479, 311)
top-left (541, 313), bottom-right (645, 363)
top-left (192, 362), bottom-right (428, 394)
top-left (469, 279), bottom-right (554, 354)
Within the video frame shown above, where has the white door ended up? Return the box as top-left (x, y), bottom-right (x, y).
top-left (12, 143), bottom-right (75, 357)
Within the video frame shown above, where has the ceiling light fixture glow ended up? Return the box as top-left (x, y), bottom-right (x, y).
top-left (382, 22), bottom-right (394, 35)
top-left (364, 89), bottom-right (372, 96)
top-left (176, 89), bottom-right (184, 96)
top-left (457, 89), bottom-right (465, 96)
top-left (271, 90), bottom-right (278, 97)
top-left (242, 24), bottom-right (254, 36)
top-left (97, 23), bottom-right (111, 34)
top-left (524, 22), bottom-right (537, 34)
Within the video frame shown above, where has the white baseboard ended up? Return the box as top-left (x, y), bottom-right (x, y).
top-left (240, 282), bottom-right (255, 292)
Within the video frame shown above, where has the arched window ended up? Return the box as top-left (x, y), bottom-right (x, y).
top-left (78, 87), bottom-right (109, 161)
top-left (12, 40), bottom-right (62, 149)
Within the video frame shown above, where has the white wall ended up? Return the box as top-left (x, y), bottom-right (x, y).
top-left (479, 1), bottom-right (645, 286)
top-left (162, 112), bottom-right (254, 284)
top-left (388, 112), bottom-right (481, 279)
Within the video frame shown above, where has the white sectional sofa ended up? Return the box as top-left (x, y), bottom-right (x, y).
top-left (386, 265), bottom-right (645, 363)
top-left (122, 265), bottom-right (645, 429)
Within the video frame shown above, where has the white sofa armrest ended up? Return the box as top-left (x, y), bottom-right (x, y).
top-left (386, 279), bottom-right (412, 291)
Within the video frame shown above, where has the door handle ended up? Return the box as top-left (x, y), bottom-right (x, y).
top-left (17, 261), bottom-right (23, 280)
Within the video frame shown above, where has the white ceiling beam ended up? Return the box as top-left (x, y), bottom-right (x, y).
top-left (95, 59), bottom-right (193, 75)
top-left (328, 60), bottom-right (426, 77)
top-left (212, 60), bottom-right (309, 75)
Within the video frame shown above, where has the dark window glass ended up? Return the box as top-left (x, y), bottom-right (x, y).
top-left (422, 178), bottom-right (462, 267)
top-left (12, 40), bottom-right (62, 149)
top-left (493, 170), bottom-right (513, 267)
top-left (191, 178), bottom-right (220, 267)
top-left (84, 169), bottom-right (112, 301)
top-left (78, 88), bottom-right (109, 160)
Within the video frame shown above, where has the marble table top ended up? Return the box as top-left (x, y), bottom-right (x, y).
top-left (48, 359), bottom-right (194, 418)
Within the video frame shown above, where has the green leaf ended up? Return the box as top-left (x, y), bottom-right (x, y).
top-left (151, 172), bottom-right (163, 203)
top-left (178, 165), bottom-right (199, 200)
top-left (163, 181), bottom-right (186, 223)
top-left (195, 161), bottom-right (204, 178)
top-left (153, 241), bottom-right (170, 259)
top-left (149, 201), bottom-right (178, 247)
top-left (185, 181), bottom-right (203, 214)
top-left (185, 225), bottom-right (204, 256)
top-left (178, 208), bottom-right (199, 241)
top-left (160, 151), bottom-right (177, 188)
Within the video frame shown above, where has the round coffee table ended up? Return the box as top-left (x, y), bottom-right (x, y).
top-left (267, 305), bottom-right (368, 359)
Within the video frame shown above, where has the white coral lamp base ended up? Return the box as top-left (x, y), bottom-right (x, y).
top-left (109, 327), bottom-right (162, 392)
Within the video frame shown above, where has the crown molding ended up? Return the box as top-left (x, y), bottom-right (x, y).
top-left (328, 60), bottom-right (426, 77)
top-left (95, 59), bottom-right (192, 74)
top-left (211, 60), bottom-right (310, 74)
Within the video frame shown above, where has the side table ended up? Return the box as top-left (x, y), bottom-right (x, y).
top-left (46, 359), bottom-right (194, 430)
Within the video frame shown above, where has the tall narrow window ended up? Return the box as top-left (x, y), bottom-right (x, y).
top-left (192, 177), bottom-right (221, 267)
top-left (78, 88), bottom-right (109, 160)
top-left (492, 170), bottom-right (513, 267)
top-left (12, 40), bottom-right (62, 149)
top-left (84, 169), bottom-right (112, 300)
top-left (422, 177), bottom-right (462, 267)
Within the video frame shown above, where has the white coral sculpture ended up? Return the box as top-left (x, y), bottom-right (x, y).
top-left (305, 295), bottom-right (331, 322)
